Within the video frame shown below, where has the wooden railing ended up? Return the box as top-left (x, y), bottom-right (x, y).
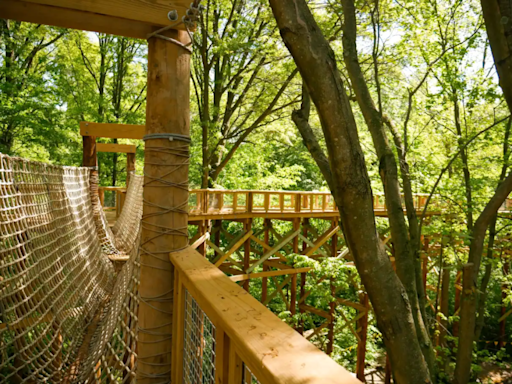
top-left (170, 247), bottom-right (360, 384)
top-left (189, 189), bottom-right (434, 216)
top-left (98, 186), bottom-right (126, 217)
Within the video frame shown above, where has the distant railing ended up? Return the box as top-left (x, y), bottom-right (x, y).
top-left (98, 186), bottom-right (126, 217)
top-left (170, 247), bottom-right (360, 384)
top-left (189, 189), bottom-right (434, 216)
top-left (98, 188), bottom-right (442, 218)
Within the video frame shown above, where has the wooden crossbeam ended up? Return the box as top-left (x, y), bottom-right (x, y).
top-left (304, 226), bottom-right (339, 257)
top-left (305, 321), bottom-right (328, 341)
top-left (299, 304), bottom-right (332, 321)
top-left (191, 233), bottom-right (210, 250)
top-left (230, 267), bottom-right (311, 282)
top-left (247, 229), bottom-right (301, 273)
top-left (299, 234), bottom-right (329, 258)
top-left (336, 298), bottom-right (367, 312)
top-left (263, 276), bottom-right (292, 305)
top-left (498, 308), bottom-right (512, 323)
top-left (250, 235), bottom-right (287, 261)
top-left (214, 230), bottom-right (253, 267)
top-left (80, 122), bottom-right (145, 139)
top-left (96, 143), bottom-right (136, 153)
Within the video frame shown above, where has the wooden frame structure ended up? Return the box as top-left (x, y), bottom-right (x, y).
top-left (171, 246), bottom-right (360, 384)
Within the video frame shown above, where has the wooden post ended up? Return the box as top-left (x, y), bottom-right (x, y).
top-left (214, 220), bottom-right (222, 259)
top-left (453, 270), bottom-right (462, 337)
top-left (198, 221), bottom-right (207, 257)
top-left (298, 218), bottom-right (309, 334)
top-left (356, 293), bottom-right (369, 382)
top-left (422, 236), bottom-right (429, 294)
top-left (137, 29), bottom-right (191, 384)
top-left (83, 135), bottom-right (98, 192)
top-left (327, 219), bottom-right (337, 354)
top-left (243, 219), bottom-right (252, 292)
top-left (262, 219), bottom-right (270, 303)
top-left (291, 219), bottom-right (300, 319)
top-left (499, 261), bottom-right (510, 349)
top-left (126, 152), bottom-right (136, 186)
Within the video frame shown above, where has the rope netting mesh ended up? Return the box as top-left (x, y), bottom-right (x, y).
top-left (0, 154), bottom-right (143, 383)
top-left (113, 176), bottom-right (143, 255)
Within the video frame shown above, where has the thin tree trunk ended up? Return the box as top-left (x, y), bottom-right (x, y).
top-left (341, 0), bottom-right (435, 376)
top-left (268, 1), bottom-right (432, 382)
top-left (454, 171), bottom-right (512, 383)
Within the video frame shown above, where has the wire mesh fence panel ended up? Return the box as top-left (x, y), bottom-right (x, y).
top-left (182, 289), bottom-right (216, 384)
top-left (242, 364), bottom-right (261, 384)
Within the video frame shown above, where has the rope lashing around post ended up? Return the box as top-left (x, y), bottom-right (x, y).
top-left (146, 1), bottom-right (203, 53)
top-left (137, 134), bottom-right (190, 382)
top-left (143, 133), bottom-right (191, 143)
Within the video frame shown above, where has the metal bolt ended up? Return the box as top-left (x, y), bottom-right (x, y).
top-left (168, 10), bottom-right (179, 21)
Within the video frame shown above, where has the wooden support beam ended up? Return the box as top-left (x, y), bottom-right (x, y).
top-left (262, 219), bottom-right (270, 303)
top-left (304, 226), bottom-right (339, 257)
top-left (0, 0), bottom-right (191, 36)
top-left (137, 29), bottom-right (190, 384)
top-left (229, 267), bottom-right (312, 283)
top-left (80, 122), bottom-right (145, 140)
top-left (191, 232), bottom-right (210, 250)
top-left (247, 229), bottom-right (301, 273)
top-left (127, 152), bottom-right (136, 186)
top-left (96, 142), bottom-right (137, 153)
top-left (214, 230), bottom-right (253, 267)
top-left (291, 219), bottom-right (300, 317)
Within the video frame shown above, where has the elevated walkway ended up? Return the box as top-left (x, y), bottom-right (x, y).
top-left (0, 153), bottom-right (359, 383)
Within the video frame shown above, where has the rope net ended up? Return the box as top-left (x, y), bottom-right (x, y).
top-left (0, 154), bottom-right (143, 383)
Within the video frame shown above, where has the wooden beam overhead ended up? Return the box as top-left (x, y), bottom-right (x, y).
top-left (96, 143), bottom-right (137, 154)
top-left (80, 122), bottom-right (145, 140)
top-left (1, 0), bottom-right (192, 38)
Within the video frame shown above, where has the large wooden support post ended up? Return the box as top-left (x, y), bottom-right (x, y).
top-left (137, 30), bottom-right (191, 384)
top-left (126, 152), bottom-right (136, 186)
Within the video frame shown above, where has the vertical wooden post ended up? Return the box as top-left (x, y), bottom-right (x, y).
top-left (356, 293), bottom-right (369, 382)
top-left (126, 152), bottom-right (136, 186)
top-left (298, 218), bottom-right (309, 334)
top-left (137, 30), bottom-right (190, 384)
top-left (422, 236), bottom-right (429, 294)
top-left (198, 221), bottom-right (207, 257)
top-left (262, 219), bottom-right (270, 302)
top-left (291, 219), bottom-right (300, 318)
top-left (453, 270), bottom-right (462, 337)
top-left (83, 135), bottom-right (98, 194)
top-left (327, 219), bottom-right (337, 354)
top-left (243, 219), bottom-right (252, 292)
top-left (214, 220), bottom-right (222, 259)
top-left (499, 261), bottom-right (510, 349)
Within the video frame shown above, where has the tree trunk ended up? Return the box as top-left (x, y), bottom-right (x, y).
top-left (341, 0), bottom-right (435, 376)
top-left (454, 171), bottom-right (512, 383)
top-left (267, 1), bottom-right (431, 382)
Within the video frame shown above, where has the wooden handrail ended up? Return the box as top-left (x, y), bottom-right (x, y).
top-left (171, 247), bottom-right (360, 384)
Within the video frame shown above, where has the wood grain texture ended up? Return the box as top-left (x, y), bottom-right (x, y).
top-left (96, 143), bottom-right (136, 153)
top-left (171, 247), bottom-right (360, 384)
top-left (80, 122), bottom-right (145, 140)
